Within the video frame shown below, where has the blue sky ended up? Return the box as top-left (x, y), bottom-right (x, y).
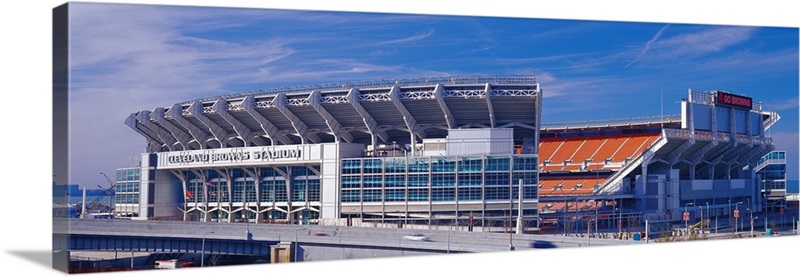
top-left (63, 2), bottom-right (799, 187)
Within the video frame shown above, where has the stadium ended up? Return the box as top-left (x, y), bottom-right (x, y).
top-left (122, 74), bottom-right (782, 234)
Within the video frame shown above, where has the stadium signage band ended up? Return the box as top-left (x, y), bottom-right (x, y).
top-left (160, 146), bottom-right (304, 168)
top-left (716, 91), bottom-right (752, 110)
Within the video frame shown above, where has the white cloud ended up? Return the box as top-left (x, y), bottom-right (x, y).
top-left (627, 24), bottom-right (670, 67)
top-left (66, 3), bottom-right (305, 186)
top-left (763, 98), bottom-right (800, 111)
top-left (372, 29), bottom-right (435, 46)
top-left (634, 26), bottom-right (755, 63)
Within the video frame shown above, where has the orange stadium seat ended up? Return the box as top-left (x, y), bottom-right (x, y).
top-left (549, 137), bottom-right (584, 164)
top-left (591, 134), bottom-right (627, 162)
top-left (612, 133), bottom-right (651, 161)
top-left (538, 137), bottom-right (564, 162)
top-left (570, 135), bottom-right (606, 163)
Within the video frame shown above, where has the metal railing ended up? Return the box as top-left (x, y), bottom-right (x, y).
top-left (542, 114), bottom-right (681, 130)
top-left (179, 75), bottom-right (538, 105)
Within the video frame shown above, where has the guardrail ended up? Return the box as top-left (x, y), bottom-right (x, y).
top-left (180, 75), bottom-right (539, 105)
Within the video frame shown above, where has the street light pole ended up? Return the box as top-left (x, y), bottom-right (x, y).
top-left (728, 199), bottom-right (732, 232)
top-left (587, 219), bottom-right (592, 246)
top-left (700, 204), bottom-right (703, 235)
top-left (685, 203), bottom-right (693, 241)
top-left (735, 202), bottom-right (742, 235)
top-left (705, 202), bottom-right (710, 233)
top-left (705, 202), bottom-right (709, 234)
top-left (747, 207), bottom-right (751, 236)
top-left (615, 207), bottom-right (621, 237)
top-left (448, 220), bottom-right (453, 253)
top-left (201, 231), bottom-right (214, 267)
top-left (243, 178), bottom-right (251, 240)
top-left (595, 207), bottom-right (598, 235)
top-left (294, 227), bottom-right (307, 262)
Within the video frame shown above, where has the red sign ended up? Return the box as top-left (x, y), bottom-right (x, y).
top-left (682, 212), bottom-right (690, 221)
top-left (734, 209), bottom-right (740, 218)
top-left (716, 91), bottom-right (753, 110)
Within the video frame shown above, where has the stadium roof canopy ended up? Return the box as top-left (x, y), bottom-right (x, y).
top-left (126, 75), bottom-right (542, 152)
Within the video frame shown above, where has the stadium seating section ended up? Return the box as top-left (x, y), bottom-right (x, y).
top-left (539, 132), bottom-right (660, 172)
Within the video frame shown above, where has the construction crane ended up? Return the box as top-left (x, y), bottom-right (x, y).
top-left (100, 172), bottom-right (116, 209)
top-left (84, 172), bottom-right (116, 217)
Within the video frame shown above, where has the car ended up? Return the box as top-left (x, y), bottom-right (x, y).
top-left (531, 240), bottom-right (557, 249)
top-left (403, 234), bottom-right (430, 241)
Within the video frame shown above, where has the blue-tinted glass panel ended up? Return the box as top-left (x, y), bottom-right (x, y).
top-left (363, 189), bottom-right (382, 202)
top-left (408, 157), bottom-right (430, 173)
top-left (341, 159), bottom-right (362, 175)
top-left (363, 176), bottom-right (383, 188)
top-left (385, 189), bottom-right (405, 202)
top-left (385, 157), bottom-right (407, 173)
top-left (341, 190), bottom-right (360, 202)
top-left (386, 175), bottom-right (406, 188)
top-left (408, 174), bottom-right (429, 187)
top-left (431, 173), bottom-right (455, 187)
top-left (485, 156), bottom-right (510, 171)
top-left (457, 187), bottom-right (482, 201)
top-left (513, 156), bottom-right (538, 171)
top-left (485, 172), bottom-right (510, 186)
top-left (408, 188), bottom-right (429, 201)
top-left (431, 157), bottom-right (456, 172)
top-left (431, 187), bottom-right (455, 201)
top-left (341, 176), bottom-right (361, 189)
top-left (363, 158), bottom-right (383, 174)
top-left (458, 173), bottom-right (482, 187)
top-left (485, 186), bottom-right (510, 200)
top-left (458, 156), bottom-right (483, 172)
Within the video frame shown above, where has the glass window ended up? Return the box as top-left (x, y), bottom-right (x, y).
top-left (260, 176), bottom-right (286, 202)
top-left (513, 156), bottom-right (538, 171)
top-left (457, 187), bottom-right (482, 201)
top-left (431, 187), bottom-right (455, 201)
top-left (485, 186), bottom-right (510, 200)
top-left (458, 156), bottom-right (483, 172)
top-left (458, 173), bottom-right (482, 187)
top-left (307, 178), bottom-right (320, 202)
top-left (485, 156), bottom-right (510, 171)
top-left (291, 180), bottom-right (306, 202)
top-left (363, 158), bottom-right (383, 174)
top-left (341, 190), bottom-right (360, 202)
top-left (431, 157), bottom-right (456, 172)
top-left (431, 173), bottom-right (456, 187)
top-left (385, 189), bottom-right (405, 202)
top-left (363, 189), bottom-right (382, 202)
top-left (341, 159), bottom-right (362, 175)
top-left (385, 175), bottom-right (406, 188)
top-left (408, 174), bottom-right (429, 187)
top-left (408, 157), bottom-right (430, 173)
top-left (485, 172), bottom-right (510, 186)
top-left (341, 176), bottom-right (361, 189)
top-left (385, 157), bottom-right (407, 173)
top-left (363, 176), bottom-right (383, 188)
top-left (408, 188), bottom-right (429, 201)
top-left (187, 180), bottom-right (203, 203)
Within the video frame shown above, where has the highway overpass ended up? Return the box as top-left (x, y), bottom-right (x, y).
top-left (53, 219), bottom-right (641, 265)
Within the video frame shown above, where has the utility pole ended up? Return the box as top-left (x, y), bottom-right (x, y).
top-left (516, 179), bottom-right (523, 234)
